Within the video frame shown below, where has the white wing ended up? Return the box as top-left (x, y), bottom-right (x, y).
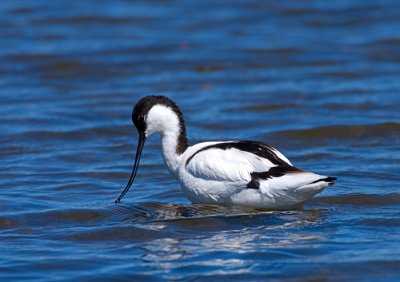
top-left (184, 141), bottom-right (290, 184)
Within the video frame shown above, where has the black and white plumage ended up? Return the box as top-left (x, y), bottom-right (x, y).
top-left (115, 95), bottom-right (337, 209)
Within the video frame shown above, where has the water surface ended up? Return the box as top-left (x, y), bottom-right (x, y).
top-left (1, 0), bottom-right (400, 281)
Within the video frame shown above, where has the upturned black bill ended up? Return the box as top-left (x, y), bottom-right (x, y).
top-left (115, 133), bottom-right (145, 203)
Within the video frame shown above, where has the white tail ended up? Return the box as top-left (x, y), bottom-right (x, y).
top-left (259, 172), bottom-right (336, 206)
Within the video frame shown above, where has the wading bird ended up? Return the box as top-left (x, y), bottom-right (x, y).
top-left (115, 96), bottom-right (336, 209)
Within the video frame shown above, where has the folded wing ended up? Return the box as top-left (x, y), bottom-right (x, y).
top-left (185, 141), bottom-right (293, 185)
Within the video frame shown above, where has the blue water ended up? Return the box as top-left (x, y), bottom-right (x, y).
top-left (1, 0), bottom-right (400, 280)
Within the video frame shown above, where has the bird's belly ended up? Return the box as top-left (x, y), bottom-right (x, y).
top-left (176, 169), bottom-right (328, 209)
top-left (228, 189), bottom-right (299, 209)
top-left (177, 171), bottom-right (244, 205)
top-left (178, 178), bottom-right (301, 209)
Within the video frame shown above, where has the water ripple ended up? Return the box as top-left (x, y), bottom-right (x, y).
top-left (1, 0), bottom-right (400, 280)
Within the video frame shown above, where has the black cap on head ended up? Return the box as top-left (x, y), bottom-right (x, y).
top-left (115, 95), bottom-right (189, 203)
top-left (131, 96), bottom-right (188, 154)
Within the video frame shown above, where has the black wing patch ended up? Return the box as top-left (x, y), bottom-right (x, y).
top-left (185, 141), bottom-right (289, 166)
top-left (310, 177), bottom-right (337, 184)
top-left (247, 165), bottom-right (303, 189)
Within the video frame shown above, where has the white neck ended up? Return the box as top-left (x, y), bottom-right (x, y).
top-left (146, 105), bottom-right (186, 176)
top-left (160, 130), bottom-right (181, 176)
